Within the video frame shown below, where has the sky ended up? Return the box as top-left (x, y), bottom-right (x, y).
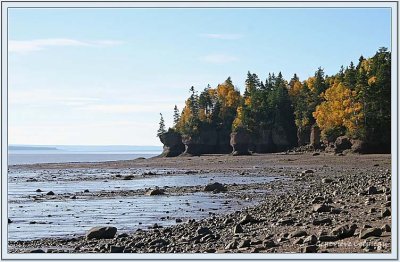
top-left (8, 7), bottom-right (391, 146)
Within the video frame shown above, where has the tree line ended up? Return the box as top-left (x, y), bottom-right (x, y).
top-left (158, 47), bottom-right (391, 153)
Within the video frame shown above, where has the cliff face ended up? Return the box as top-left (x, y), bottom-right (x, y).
top-left (159, 130), bottom-right (185, 157)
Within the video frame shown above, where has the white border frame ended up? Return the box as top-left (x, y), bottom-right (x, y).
top-left (1, 1), bottom-right (398, 260)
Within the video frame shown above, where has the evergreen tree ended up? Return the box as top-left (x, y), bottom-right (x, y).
top-left (173, 105), bottom-right (180, 126)
top-left (157, 113), bottom-right (166, 137)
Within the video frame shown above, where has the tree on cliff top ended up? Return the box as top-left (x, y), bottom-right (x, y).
top-left (157, 113), bottom-right (166, 137)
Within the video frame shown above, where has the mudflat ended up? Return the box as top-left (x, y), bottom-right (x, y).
top-left (8, 152), bottom-right (392, 253)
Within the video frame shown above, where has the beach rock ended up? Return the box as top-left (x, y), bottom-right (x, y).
top-left (300, 245), bottom-right (318, 253)
top-left (381, 208), bottom-right (391, 217)
top-left (381, 224), bottom-right (391, 232)
top-left (289, 230), bottom-right (307, 238)
top-left (304, 235), bottom-right (318, 245)
top-left (334, 136), bottom-right (351, 153)
top-left (225, 241), bottom-right (238, 250)
top-left (359, 228), bottom-right (382, 239)
top-left (238, 239), bottom-right (251, 248)
top-left (233, 224), bottom-right (244, 234)
top-left (150, 239), bottom-right (169, 247)
top-left (239, 214), bottom-right (257, 225)
top-left (8, 218), bottom-right (12, 224)
top-left (351, 139), bottom-right (366, 153)
top-left (146, 188), bottom-right (165, 196)
top-left (175, 218), bottom-right (183, 223)
top-left (230, 129), bottom-right (252, 155)
top-left (46, 191), bottom-right (55, 196)
top-left (263, 239), bottom-right (277, 248)
top-left (318, 235), bottom-right (338, 242)
top-left (86, 226), bottom-right (117, 240)
top-left (322, 178), bottom-right (333, 183)
top-left (197, 227), bottom-right (212, 236)
top-left (159, 130), bottom-right (185, 157)
top-left (35, 189), bottom-right (42, 192)
top-left (84, 189), bottom-right (90, 193)
top-left (366, 186), bottom-right (378, 195)
top-left (302, 169), bottom-right (314, 174)
top-left (277, 218), bottom-right (294, 226)
top-left (312, 217), bottom-right (332, 226)
top-left (313, 203), bottom-right (331, 213)
top-left (110, 246), bottom-right (124, 253)
top-left (331, 224), bottom-right (357, 239)
top-left (204, 182), bottom-right (226, 192)
top-left (29, 249), bottom-right (45, 253)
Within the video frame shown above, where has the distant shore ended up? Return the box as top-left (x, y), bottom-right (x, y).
top-left (8, 152), bottom-right (392, 253)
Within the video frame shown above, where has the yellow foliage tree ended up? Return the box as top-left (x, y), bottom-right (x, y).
top-left (313, 82), bottom-right (364, 139)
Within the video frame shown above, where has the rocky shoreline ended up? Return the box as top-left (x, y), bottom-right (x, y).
top-left (8, 153), bottom-right (392, 253)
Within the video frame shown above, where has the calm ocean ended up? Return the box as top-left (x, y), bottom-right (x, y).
top-left (8, 145), bottom-right (162, 165)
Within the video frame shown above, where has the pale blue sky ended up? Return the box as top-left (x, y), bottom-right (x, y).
top-left (8, 8), bottom-right (391, 145)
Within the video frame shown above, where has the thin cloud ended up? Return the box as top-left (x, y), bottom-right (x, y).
top-left (81, 103), bottom-right (176, 113)
top-left (9, 38), bottom-right (124, 54)
top-left (200, 54), bottom-right (239, 64)
top-left (200, 33), bottom-right (243, 40)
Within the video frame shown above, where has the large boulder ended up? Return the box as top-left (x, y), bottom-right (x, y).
top-left (204, 182), bottom-right (227, 192)
top-left (310, 124), bottom-right (321, 149)
top-left (230, 129), bottom-right (252, 155)
top-left (86, 226), bottom-right (117, 240)
top-left (351, 139), bottom-right (366, 153)
top-left (159, 130), bottom-right (185, 157)
top-left (334, 136), bottom-right (352, 153)
top-left (181, 129), bottom-right (218, 156)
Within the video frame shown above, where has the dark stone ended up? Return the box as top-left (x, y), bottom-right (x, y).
top-left (334, 136), bottom-right (352, 153)
top-left (318, 235), bottom-right (338, 242)
top-left (312, 217), bottom-right (332, 226)
top-left (239, 214), bottom-right (257, 225)
top-left (331, 224), bottom-right (357, 239)
top-left (159, 129), bottom-right (185, 157)
top-left (86, 226), bottom-right (117, 240)
top-left (366, 186), bottom-right (378, 195)
top-left (263, 239), bottom-right (277, 248)
top-left (29, 249), bottom-right (45, 253)
top-left (175, 218), bottom-right (183, 223)
top-left (359, 228), bottom-right (382, 239)
top-left (233, 224), bottom-right (244, 234)
top-left (110, 246), bottom-right (124, 253)
top-left (35, 189), bottom-right (42, 192)
top-left (304, 235), bottom-right (318, 245)
top-left (146, 188), bottom-right (165, 196)
top-left (150, 239), bottom-right (169, 247)
top-left (8, 218), bottom-right (12, 223)
top-left (300, 245), bottom-right (318, 253)
top-left (289, 230), bottom-right (307, 238)
top-left (46, 191), bottom-right (55, 196)
top-left (204, 182), bottom-right (226, 192)
top-left (313, 203), bottom-right (331, 212)
top-left (351, 139), bottom-right (366, 153)
top-left (238, 239), bottom-right (251, 248)
top-left (381, 208), bottom-right (391, 217)
top-left (197, 227), bottom-right (212, 236)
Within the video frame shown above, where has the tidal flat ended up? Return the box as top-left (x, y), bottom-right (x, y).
top-left (7, 153), bottom-right (392, 253)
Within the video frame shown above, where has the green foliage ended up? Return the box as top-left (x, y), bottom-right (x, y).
top-left (159, 48), bottom-right (390, 152)
top-left (157, 113), bottom-right (166, 137)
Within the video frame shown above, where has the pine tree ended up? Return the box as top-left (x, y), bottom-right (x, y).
top-left (157, 113), bottom-right (166, 137)
top-left (173, 105), bottom-right (180, 126)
